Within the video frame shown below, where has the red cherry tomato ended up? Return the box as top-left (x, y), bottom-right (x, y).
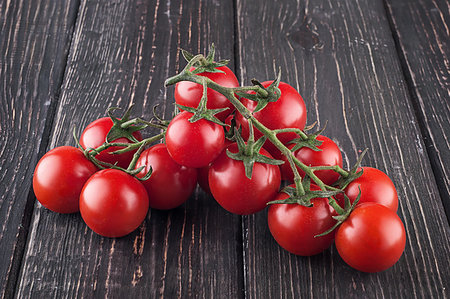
top-left (280, 135), bottom-right (343, 185)
top-left (79, 169), bottom-right (149, 238)
top-left (175, 66), bottom-right (239, 121)
top-left (80, 117), bottom-right (143, 169)
top-left (267, 184), bottom-right (337, 256)
top-left (236, 81), bottom-right (307, 157)
top-left (165, 111), bottom-right (225, 168)
top-left (209, 143), bottom-right (281, 215)
top-left (135, 144), bottom-right (197, 210)
top-left (33, 146), bottom-right (98, 213)
top-left (339, 167), bottom-right (398, 212)
top-left (335, 203), bottom-right (406, 272)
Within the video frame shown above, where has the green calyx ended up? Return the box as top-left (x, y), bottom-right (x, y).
top-left (106, 105), bottom-right (146, 143)
top-left (315, 188), bottom-right (361, 238)
top-left (235, 69), bottom-right (282, 113)
top-left (268, 176), bottom-right (342, 207)
top-left (181, 43), bottom-right (229, 74)
top-left (177, 78), bottom-right (227, 126)
top-left (333, 148), bottom-right (368, 190)
top-left (288, 122), bottom-right (327, 152)
top-left (226, 119), bottom-right (284, 179)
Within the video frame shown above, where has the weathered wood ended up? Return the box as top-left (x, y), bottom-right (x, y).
top-left (237, 0), bottom-right (450, 297)
top-left (15, 0), bottom-right (243, 298)
top-left (0, 1), bottom-right (79, 298)
top-left (384, 0), bottom-right (450, 221)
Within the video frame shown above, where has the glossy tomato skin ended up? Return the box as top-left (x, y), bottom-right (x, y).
top-left (281, 135), bottom-right (343, 185)
top-left (236, 81), bottom-right (307, 157)
top-left (165, 111), bottom-right (225, 168)
top-left (79, 169), bottom-right (149, 238)
top-left (340, 167), bottom-right (398, 212)
top-left (335, 203), bottom-right (406, 272)
top-left (175, 66), bottom-right (239, 121)
top-left (209, 143), bottom-right (281, 215)
top-left (268, 184), bottom-right (337, 256)
top-left (135, 144), bottom-right (197, 210)
top-left (33, 146), bottom-right (98, 213)
top-left (80, 117), bottom-right (143, 169)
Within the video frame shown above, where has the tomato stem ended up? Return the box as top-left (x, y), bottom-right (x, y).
top-left (80, 132), bottom-right (165, 178)
top-left (164, 51), bottom-right (359, 207)
top-left (126, 132), bottom-right (166, 171)
top-left (272, 128), bottom-right (308, 140)
top-left (310, 165), bottom-right (349, 178)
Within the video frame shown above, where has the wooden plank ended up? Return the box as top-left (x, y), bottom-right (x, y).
top-left (0, 1), bottom-right (79, 297)
top-left (15, 0), bottom-right (243, 298)
top-left (236, 0), bottom-right (450, 297)
top-left (384, 0), bottom-right (450, 221)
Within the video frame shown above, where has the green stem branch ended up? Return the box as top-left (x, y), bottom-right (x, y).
top-left (165, 71), bottom-right (333, 191)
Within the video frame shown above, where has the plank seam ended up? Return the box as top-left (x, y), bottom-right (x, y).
top-left (381, 0), bottom-right (450, 225)
top-left (232, 0), bottom-right (247, 298)
top-left (4, 2), bottom-right (82, 298)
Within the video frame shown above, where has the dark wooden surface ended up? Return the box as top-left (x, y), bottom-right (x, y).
top-left (0, 0), bottom-right (448, 298)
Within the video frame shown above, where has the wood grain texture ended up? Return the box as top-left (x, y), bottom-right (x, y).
top-left (15, 0), bottom-right (243, 298)
top-left (236, 0), bottom-right (450, 297)
top-left (0, 1), bottom-right (79, 297)
top-left (384, 0), bottom-right (450, 221)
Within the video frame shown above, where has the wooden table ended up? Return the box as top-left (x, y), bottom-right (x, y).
top-left (1, 0), bottom-right (449, 298)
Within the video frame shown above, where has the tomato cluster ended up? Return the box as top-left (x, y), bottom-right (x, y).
top-left (33, 46), bottom-right (406, 273)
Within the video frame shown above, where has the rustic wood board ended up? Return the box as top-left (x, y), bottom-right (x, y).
top-left (15, 0), bottom-right (243, 298)
top-left (3, 0), bottom-right (449, 298)
top-left (236, 0), bottom-right (450, 297)
top-left (0, 1), bottom-right (79, 297)
top-left (384, 0), bottom-right (450, 221)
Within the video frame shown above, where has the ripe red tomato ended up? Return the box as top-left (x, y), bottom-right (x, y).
top-left (235, 81), bottom-right (307, 157)
top-left (80, 117), bottom-right (143, 169)
top-left (267, 184), bottom-right (337, 256)
top-left (339, 167), bottom-right (398, 212)
top-left (165, 111), bottom-right (225, 168)
top-left (208, 143), bottom-right (281, 215)
top-left (33, 146), bottom-right (98, 213)
top-left (175, 66), bottom-right (239, 121)
top-left (280, 135), bottom-right (343, 185)
top-left (335, 203), bottom-right (406, 272)
top-left (135, 144), bottom-right (198, 210)
top-left (79, 169), bottom-right (149, 238)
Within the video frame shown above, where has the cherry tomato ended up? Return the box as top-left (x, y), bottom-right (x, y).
top-left (135, 144), bottom-right (198, 210)
top-left (175, 66), bottom-right (239, 121)
top-left (280, 135), bottom-right (343, 185)
top-left (79, 169), bottom-right (149, 238)
top-left (268, 184), bottom-right (337, 256)
top-left (80, 117), bottom-right (143, 169)
top-left (338, 167), bottom-right (398, 212)
top-left (165, 111), bottom-right (225, 168)
top-left (335, 203), bottom-right (406, 272)
top-left (209, 143), bottom-right (281, 215)
top-left (33, 146), bottom-right (98, 213)
top-left (236, 81), bottom-right (307, 157)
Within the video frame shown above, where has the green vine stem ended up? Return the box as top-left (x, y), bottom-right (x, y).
top-left (165, 56), bottom-right (349, 194)
top-left (309, 165), bottom-right (349, 177)
top-left (76, 131), bottom-right (166, 177)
